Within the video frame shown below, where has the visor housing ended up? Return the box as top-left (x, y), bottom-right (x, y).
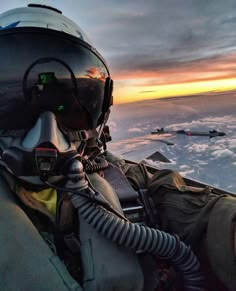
top-left (0, 28), bottom-right (110, 130)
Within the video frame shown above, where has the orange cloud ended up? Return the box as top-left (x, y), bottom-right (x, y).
top-left (113, 52), bottom-right (236, 85)
top-left (112, 52), bottom-right (236, 103)
top-left (85, 67), bottom-right (106, 80)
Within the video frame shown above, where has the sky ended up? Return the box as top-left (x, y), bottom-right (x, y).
top-left (1, 0), bottom-right (236, 103)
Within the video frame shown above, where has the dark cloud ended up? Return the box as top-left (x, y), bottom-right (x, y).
top-left (2, 0), bottom-right (236, 79)
top-left (70, 0), bottom-right (236, 76)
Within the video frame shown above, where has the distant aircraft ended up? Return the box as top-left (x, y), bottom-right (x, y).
top-left (151, 128), bottom-right (226, 138)
top-left (108, 127), bottom-right (227, 163)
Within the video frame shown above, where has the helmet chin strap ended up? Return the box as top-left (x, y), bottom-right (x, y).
top-left (65, 128), bottom-right (99, 143)
top-left (97, 109), bottom-right (111, 140)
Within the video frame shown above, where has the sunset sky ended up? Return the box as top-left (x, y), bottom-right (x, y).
top-left (1, 0), bottom-right (236, 103)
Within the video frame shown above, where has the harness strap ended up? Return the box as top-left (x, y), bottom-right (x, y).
top-left (103, 163), bottom-right (138, 204)
top-left (55, 192), bottom-right (80, 253)
top-left (66, 129), bottom-right (98, 142)
top-left (55, 192), bottom-right (82, 282)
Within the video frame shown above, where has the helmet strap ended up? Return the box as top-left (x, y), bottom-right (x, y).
top-left (66, 128), bottom-right (98, 143)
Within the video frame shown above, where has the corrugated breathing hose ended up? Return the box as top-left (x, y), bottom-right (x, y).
top-left (69, 193), bottom-right (204, 291)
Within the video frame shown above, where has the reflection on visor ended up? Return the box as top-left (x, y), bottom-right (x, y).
top-left (0, 29), bottom-right (109, 130)
top-left (38, 72), bottom-right (57, 85)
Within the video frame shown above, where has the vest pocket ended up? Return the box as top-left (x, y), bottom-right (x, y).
top-left (80, 239), bottom-right (95, 282)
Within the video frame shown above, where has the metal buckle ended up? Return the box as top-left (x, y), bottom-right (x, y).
top-left (78, 130), bottom-right (89, 141)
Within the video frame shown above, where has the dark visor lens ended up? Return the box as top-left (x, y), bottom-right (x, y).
top-left (0, 29), bottom-right (109, 130)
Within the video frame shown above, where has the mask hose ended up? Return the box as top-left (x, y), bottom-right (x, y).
top-left (69, 194), bottom-right (204, 291)
top-left (55, 159), bottom-right (204, 291)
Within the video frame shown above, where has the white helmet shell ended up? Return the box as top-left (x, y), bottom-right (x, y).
top-left (0, 4), bottom-right (92, 45)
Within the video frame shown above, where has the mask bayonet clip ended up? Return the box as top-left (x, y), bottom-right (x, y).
top-left (35, 147), bottom-right (57, 180)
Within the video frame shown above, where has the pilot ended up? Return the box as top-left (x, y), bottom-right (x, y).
top-left (0, 4), bottom-right (235, 291)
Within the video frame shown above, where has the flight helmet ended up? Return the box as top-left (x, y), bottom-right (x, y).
top-left (0, 4), bottom-right (113, 182)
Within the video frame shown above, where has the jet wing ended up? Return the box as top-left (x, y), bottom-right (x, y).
top-left (107, 133), bottom-right (175, 164)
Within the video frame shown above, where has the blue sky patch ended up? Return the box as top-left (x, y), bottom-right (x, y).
top-left (0, 21), bottom-right (20, 30)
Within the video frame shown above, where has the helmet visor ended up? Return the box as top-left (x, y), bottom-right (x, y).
top-left (0, 28), bottom-right (110, 130)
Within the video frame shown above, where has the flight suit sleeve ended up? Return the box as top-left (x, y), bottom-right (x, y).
top-left (148, 168), bottom-right (236, 290)
top-left (206, 196), bottom-right (236, 289)
top-left (105, 152), bottom-right (236, 289)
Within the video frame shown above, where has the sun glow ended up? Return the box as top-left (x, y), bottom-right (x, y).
top-left (114, 77), bottom-right (236, 104)
top-left (112, 52), bottom-right (236, 104)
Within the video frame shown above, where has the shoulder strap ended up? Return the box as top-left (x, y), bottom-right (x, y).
top-left (55, 192), bottom-right (83, 283)
top-left (0, 165), bottom-right (18, 192)
top-left (103, 162), bottom-right (159, 225)
top-left (103, 162), bottom-right (138, 204)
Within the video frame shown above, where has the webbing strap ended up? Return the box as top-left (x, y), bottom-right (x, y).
top-left (103, 163), bottom-right (138, 203)
top-left (67, 129), bottom-right (98, 142)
